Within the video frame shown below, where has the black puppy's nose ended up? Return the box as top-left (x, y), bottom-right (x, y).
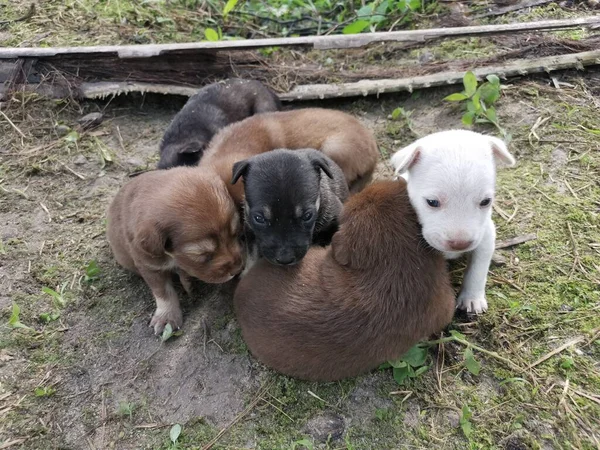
top-left (275, 255), bottom-right (296, 265)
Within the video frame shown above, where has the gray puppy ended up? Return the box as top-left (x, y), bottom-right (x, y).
top-left (231, 149), bottom-right (349, 269)
top-left (158, 79), bottom-right (281, 170)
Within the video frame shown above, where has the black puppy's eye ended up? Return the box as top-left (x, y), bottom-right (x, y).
top-left (302, 211), bottom-right (313, 221)
top-left (426, 199), bottom-right (440, 208)
top-left (253, 213), bottom-right (265, 224)
top-left (480, 198), bottom-right (492, 207)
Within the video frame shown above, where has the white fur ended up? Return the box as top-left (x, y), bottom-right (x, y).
top-left (390, 129), bottom-right (516, 314)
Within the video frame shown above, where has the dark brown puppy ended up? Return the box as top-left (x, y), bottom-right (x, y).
top-left (234, 179), bottom-right (455, 381)
top-left (158, 79), bottom-right (281, 170)
top-left (198, 108), bottom-right (379, 205)
top-left (107, 168), bottom-right (243, 334)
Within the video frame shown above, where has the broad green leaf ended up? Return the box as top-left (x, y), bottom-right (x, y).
top-left (342, 20), bottom-right (370, 35)
top-left (413, 365), bottom-right (429, 377)
top-left (391, 107), bottom-right (403, 119)
top-left (450, 330), bottom-right (466, 340)
top-left (392, 365), bottom-right (411, 385)
top-left (356, 4), bottom-right (374, 17)
top-left (459, 405), bottom-right (473, 437)
top-left (486, 74), bottom-right (500, 86)
top-left (170, 423), bottom-right (182, 443)
top-left (466, 101), bottom-right (477, 113)
top-left (39, 311), bottom-right (60, 323)
top-left (444, 93), bottom-right (468, 102)
top-left (472, 92), bottom-right (482, 110)
top-left (205, 28), bottom-right (220, 41)
top-left (161, 323), bottom-right (174, 342)
top-left (401, 344), bottom-right (428, 367)
top-left (292, 439), bottom-right (314, 450)
top-left (462, 111), bottom-right (475, 126)
top-left (375, 1), bottom-right (390, 15)
top-left (407, 0), bottom-right (422, 10)
top-left (379, 361), bottom-right (392, 370)
top-left (464, 347), bottom-right (481, 375)
top-left (8, 303), bottom-right (32, 330)
top-left (222, 0), bottom-right (238, 17)
top-left (463, 71), bottom-right (478, 97)
top-left (388, 358), bottom-right (408, 369)
top-left (485, 107), bottom-right (498, 124)
top-left (64, 130), bottom-right (79, 143)
top-left (478, 83), bottom-right (500, 106)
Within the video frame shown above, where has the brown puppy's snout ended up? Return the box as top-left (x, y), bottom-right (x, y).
top-left (447, 239), bottom-right (473, 251)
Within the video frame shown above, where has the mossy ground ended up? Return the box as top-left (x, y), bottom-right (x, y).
top-left (1, 1), bottom-right (600, 449)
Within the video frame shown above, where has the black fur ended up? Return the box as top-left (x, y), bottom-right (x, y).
top-left (232, 149), bottom-right (349, 267)
top-left (158, 79), bottom-right (281, 170)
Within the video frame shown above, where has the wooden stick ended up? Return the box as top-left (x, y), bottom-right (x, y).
top-left (495, 234), bottom-right (537, 249)
top-left (527, 336), bottom-right (585, 369)
top-left (0, 16), bottom-right (598, 58)
top-left (278, 50), bottom-right (600, 101)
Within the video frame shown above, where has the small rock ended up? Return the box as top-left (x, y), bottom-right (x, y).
top-left (418, 51), bottom-right (434, 64)
top-left (445, 410), bottom-right (460, 428)
top-left (491, 251), bottom-right (507, 266)
top-left (77, 112), bottom-right (103, 130)
top-left (55, 124), bottom-right (71, 137)
top-left (125, 157), bottom-right (145, 169)
top-left (73, 155), bottom-right (88, 166)
top-left (559, 304), bottom-right (574, 312)
top-left (303, 412), bottom-right (345, 443)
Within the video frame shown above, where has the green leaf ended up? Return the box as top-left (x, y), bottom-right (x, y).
top-left (463, 71), bottom-right (478, 97)
top-left (478, 83), bottom-right (500, 106)
top-left (35, 386), bottom-right (56, 397)
top-left (472, 92), bottom-right (482, 110)
top-left (391, 107), bottom-right (403, 120)
top-left (39, 311), bottom-right (60, 323)
top-left (8, 303), bottom-right (32, 330)
top-left (292, 439), bottom-right (314, 450)
top-left (342, 20), bottom-right (370, 35)
top-left (401, 344), bottom-right (428, 367)
top-left (170, 423), bottom-right (182, 443)
top-left (444, 93), bottom-right (468, 102)
top-left (393, 365), bottom-right (411, 385)
top-left (378, 362), bottom-right (392, 370)
top-left (64, 130), bottom-right (79, 143)
top-left (450, 330), bottom-right (466, 340)
top-left (161, 323), bottom-right (174, 342)
top-left (42, 286), bottom-right (65, 307)
top-left (356, 4), bottom-right (374, 17)
top-left (464, 347), bottom-right (481, 375)
top-left (407, 0), bottom-right (422, 10)
top-left (204, 28), bottom-right (220, 41)
top-left (462, 111), bottom-right (475, 126)
top-left (222, 0), bottom-right (238, 17)
top-left (413, 365), bottom-right (429, 377)
top-left (485, 107), bottom-right (498, 124)
top-left (459, 405), bottom-right (473, 437)
top-left (486, 74), bottom-right (500, 86)
top-left (375, 1), bottom-right (390, 15)
top-left (85, 260), bottom-right (101, 281)
top-left (388, 358), bottom-right (408, 369)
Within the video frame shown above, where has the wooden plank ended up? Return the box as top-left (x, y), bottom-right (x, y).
top-left (0, 16), bottom-right (598, 59)
top-left (277, 50), bottom-right (600, 101)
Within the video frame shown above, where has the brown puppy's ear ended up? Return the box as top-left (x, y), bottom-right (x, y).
top-left (310, 153), bottom-right (334, 179)
top-left (135, 220), bottom-right (172, 259)
top-left (231, 160), bottom-right (250, 185)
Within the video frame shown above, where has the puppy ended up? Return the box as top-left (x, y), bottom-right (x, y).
top-left (390, 129), bottom-right (516, 314)
top-left (234, 180), bottom-right (455, 381)
top-left (158, 79), bottom-right (281, 170)
top-left (107, 168), bottom-right (243, 334)
top-left (198, 108), bottom-right (379, 205)
top-left (231, 149), bottom-right (349, 268)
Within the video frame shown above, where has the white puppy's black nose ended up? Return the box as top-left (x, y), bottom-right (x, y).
top-left (275, 256), bottom-right (296, 265)
top-left (447, 240), bottom-right (473, 251)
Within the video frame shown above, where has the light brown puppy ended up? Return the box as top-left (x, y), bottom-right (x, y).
top-left (234, 179), bottom-right (455, 381)
top-left (107, 167), bottom-right (243, 334)
top-left (199, 108), bottom-right (379, 204)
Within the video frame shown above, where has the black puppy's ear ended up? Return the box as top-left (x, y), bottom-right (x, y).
top-left (178, 142), bottom-right (204, 154)
top-left (310, 153), bottom-right (334, 179)
top-left (231, 160), bottom-right (250, 185)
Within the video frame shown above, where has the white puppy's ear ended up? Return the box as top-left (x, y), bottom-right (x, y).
top-left (390, 143), bottom-right (422, 175)
top-left (489, 136), bottom-right (516, 167)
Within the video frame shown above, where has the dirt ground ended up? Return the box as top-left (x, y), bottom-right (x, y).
top-left (1, 67), bottom-right (600, 449)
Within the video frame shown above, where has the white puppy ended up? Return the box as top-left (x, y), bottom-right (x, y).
top-left (390, 130), bottom-right (516, 314)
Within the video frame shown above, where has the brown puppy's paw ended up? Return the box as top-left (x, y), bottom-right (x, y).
top-left (149, 306), bottom-right (183, 335)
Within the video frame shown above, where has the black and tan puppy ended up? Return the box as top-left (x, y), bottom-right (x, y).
top-left (158, 79), bottom-right (281, 169)
top-left (231, 149), bottom-right (349, 267)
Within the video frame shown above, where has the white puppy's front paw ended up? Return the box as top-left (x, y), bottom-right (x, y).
top-left (150, 306), bottom-right (183, 335)
top-left (456, 294), bottom-right (488, 314)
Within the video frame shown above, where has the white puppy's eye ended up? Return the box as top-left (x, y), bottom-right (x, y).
top-left (480, 198), bottom-right (492, 207)
top-left (426, 199), bottom-right (440, 208)
top-left (302, 211), bottom-right (313, 221)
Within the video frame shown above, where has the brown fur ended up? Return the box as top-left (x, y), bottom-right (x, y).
top-left (107, 167), bottom-right (243, 334)
top-left (233, 180), bottom-right (455, 381)
top-left (199, 108), bottom-right (379, 204)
